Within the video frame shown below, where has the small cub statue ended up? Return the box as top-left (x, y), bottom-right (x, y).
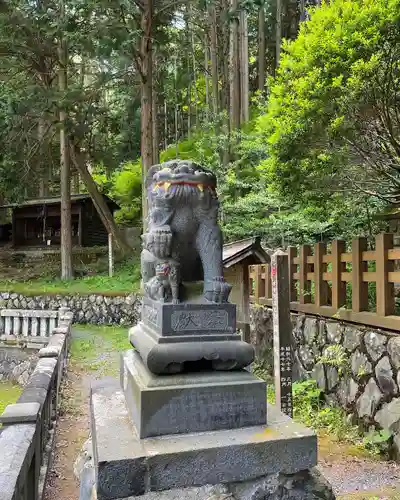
top-left (141, 225), bottom-right (180, 304)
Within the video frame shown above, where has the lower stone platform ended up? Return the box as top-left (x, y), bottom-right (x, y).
top-left (91, 379), bottom-right (318, 500)
top-left (113, 469), bottom-right (335, 500)
top-left (121, 350), bottom-right (267, 438)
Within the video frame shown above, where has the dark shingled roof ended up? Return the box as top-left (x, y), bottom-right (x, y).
top-left (223, 237), bottom-right (269, 268)
top-left (0, 193), bottom-right (119, 209)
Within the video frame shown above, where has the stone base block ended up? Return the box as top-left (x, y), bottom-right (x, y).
top-left (129, 322), bottom-right (254, 375)
top-left (121, 350), bottom-right (266, 438)
top-left (91, 379), bottom-right (317, 500)
top-left (141, 297), bottom-right (237, 336)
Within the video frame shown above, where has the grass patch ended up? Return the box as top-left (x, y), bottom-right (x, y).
top-left (0, 381), bottom-right (22, 414)
top-left (70, 325), bottom-right (131, 376)
top-left (0, 256), bottom-right (141, 295)
top-left (267, 379), bottom-right (391, 459)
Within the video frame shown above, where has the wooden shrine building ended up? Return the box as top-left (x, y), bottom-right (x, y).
top-left (0, 194), bottom-right (118, 248)
top-left (222, 236), bottom-right (269, 340)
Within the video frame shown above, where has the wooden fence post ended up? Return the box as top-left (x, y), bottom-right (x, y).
top-left (314, 242), bottom-right (328, 307)
top-left (287, 246), bottom-right (297, 302)
top-left (331, 240), bottom-right (346, 310)
top-left (265, 264), bottom-right (272, 299)
top-left (299, 245), bottom-right (312, 304)
top-left (376, 233), bottom-right (394, 316)
top-left (254, 265), bottom-right (262, 304)
top-left (352, 237), bottom-right (368, 312)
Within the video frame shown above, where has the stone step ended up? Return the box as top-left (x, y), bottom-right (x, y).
top-left (90, 379), bottom-right (317, 500)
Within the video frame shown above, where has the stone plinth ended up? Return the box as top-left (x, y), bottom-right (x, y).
top-left (130, 299), bottom-right (254, 375)
top-left (91, 379), bottom-right (317, 500)
top-left (141, 297), bottom-right (237, 336)
top-left (121, 350), bottom-right (266, 438)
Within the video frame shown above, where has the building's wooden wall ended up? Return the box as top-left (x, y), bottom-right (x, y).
top-left (81, 200), bottom-right (111, 247)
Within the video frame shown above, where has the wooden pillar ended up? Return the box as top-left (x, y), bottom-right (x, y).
top-left (242, 263), bottom-right (250, 343)
top-left (299, 245), bottom-right (312, 304)
top-left (265, 264), bottom-right (272, 299)
top-left (254, 265), bottom-right (263, 303)
top-left (331, 240), bottom-right (346, 310)
top-left (78, 204), bottom-right (83, 247)
top-left (287, 246), bottom-right (297, 302)
top-left (376, 233), bottom-right (394, 316)
top-left (11, 209), bottom-right (16, 247)
top-left (314, 242), bottom-right (328, 307)
top-left (352, 237), bottom-right (368, 312)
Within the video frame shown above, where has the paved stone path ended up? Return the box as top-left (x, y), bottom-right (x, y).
top-left (43, 327), bottom-right (400, 500)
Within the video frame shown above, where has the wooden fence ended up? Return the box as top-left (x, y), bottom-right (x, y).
top-left (249, 233), bottom-right (400, 331)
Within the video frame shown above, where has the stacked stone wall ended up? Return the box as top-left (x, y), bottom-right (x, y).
top-left (0, 292), bottom-right (141, 326)
top-left (251, 305), bottom-right (400, 453)
top-left (0, 346), bottom-right (37, 386)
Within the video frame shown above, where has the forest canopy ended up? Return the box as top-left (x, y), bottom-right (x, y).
top-left (0, 0), bottom-right (397, 265)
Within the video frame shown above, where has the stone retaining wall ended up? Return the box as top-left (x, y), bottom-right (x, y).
top-left (0, 346), bottom-right (38, 386)
top-left (0, 292), bottom-right (141, 326)
top-left (251, 305), bottom-right (400, 454)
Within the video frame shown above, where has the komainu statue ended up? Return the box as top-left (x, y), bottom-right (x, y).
top-left (141, 160), bottom-right (231, 303)
top-left (131, 159), bottom-right (254, 375)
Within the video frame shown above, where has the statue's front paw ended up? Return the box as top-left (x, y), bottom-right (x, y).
top-left (204, 277), bottom-right (232, 303)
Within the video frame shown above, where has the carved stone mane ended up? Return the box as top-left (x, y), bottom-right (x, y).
top-left (141, 160), bottom-right (231, 303)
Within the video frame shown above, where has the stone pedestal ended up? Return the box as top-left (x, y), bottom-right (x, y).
top-left (121, 350), bottom-right (267, 438)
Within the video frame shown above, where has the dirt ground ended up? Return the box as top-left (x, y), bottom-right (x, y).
top-left (43, 327), bottom-right (400, 500)
top-left (44, 363), bottom-right (90, 500)
top-left (44, 326), bottom-right (127, 500)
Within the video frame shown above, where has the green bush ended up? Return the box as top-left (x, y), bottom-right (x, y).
top-left (268, 379), bottom-right (391, 458)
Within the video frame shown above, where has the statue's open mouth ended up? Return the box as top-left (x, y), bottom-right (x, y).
top-left (153, 180), bottom-right (216, 193)
top-left (151, 162), bottom-right (217, 191)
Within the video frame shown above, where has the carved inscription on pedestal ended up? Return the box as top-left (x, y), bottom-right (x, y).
top-left (143, 303), bottom-right (159, 327)
top-left (171, 310), bottom-right (229, 332)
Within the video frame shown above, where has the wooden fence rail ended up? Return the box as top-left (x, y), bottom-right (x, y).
top-left (249, 233), bottom-right (400, 332)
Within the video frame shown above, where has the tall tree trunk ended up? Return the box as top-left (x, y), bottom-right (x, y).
top-left (38, 118), bottom-right (49, 197)
top-left (239, 9), bottom-right (249, 123)
top-left (299, 0), bottom-right (306, 22)
top-left (58, 0), bottom-right (73, 279)
top-left (174, 56), bottom-right (179, 157)
top-left (229, 0), bottom-right (240, 130)
top-left (69, 142), bottom-right (130, 254)
top-left (204, 34), bottom-right (210, 122)
top-left (140, 0), bottom-right (154, 230)
top-left (187, 64), bottom-right (192, 137)
top-left (189, 5), bottom-right (198, 128)
top-left (209, 0), bottom-right (219, 117)
top-left (164, 99), bottom-right (168, 150)
top-left (276, 0), bottom-right (283, 69)
top-left (258, 2), bottom-right (266, 91)
top-left (220, 0), bottom-right (231, 168)
top-left (72, 170), bottom-right (80, 193)
top-left (152, 55), bottom-right (159, 163)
